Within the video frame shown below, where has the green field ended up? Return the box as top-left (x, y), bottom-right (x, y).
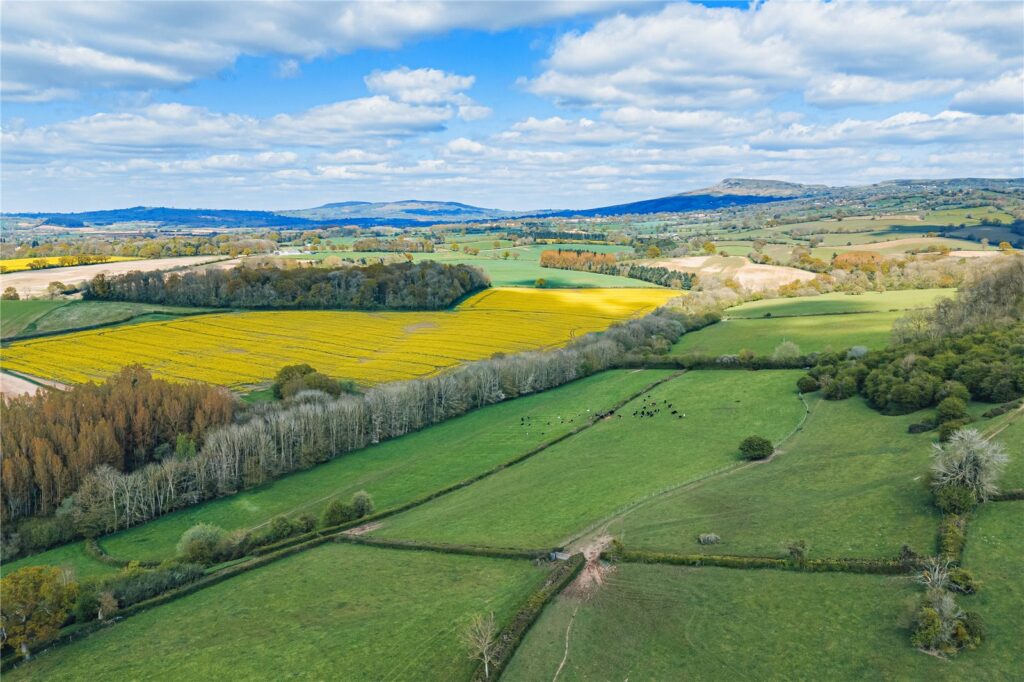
top-left (672, 310), bottom-right (902, 355)
top-left (0, 541), bottom-right (117, 580)
top-left (7, 544), bottom-right (548, 681)
top-left (504, 564), bottom-right (952, 681)
top-left (10, 370), bottom-right (667, 574)
top-left (726, 289), bottom-right (952, 319)
top-left (371, 370), bottom-right (806, 549)
top-left (285, 243), bottom-right (655, 288)
top-left (994, 417), bottom-right (1024, 489)
top-left (957, 503), bottom-right (1024, 676)
top-left (613, 396), bottom-right (940, 558)
top-left (0, 300), bottom-right (67, 338)
top-left (0, 300), bottom-right (214, 340)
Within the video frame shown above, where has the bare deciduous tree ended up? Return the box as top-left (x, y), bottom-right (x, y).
top-left (463, 611), bottom-right (498, 679)
top-left (931, 429), bottom-right (1009, 501)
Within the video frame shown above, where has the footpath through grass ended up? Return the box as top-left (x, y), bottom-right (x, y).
top-left (371, 370), bottom-right (805, 549)
top-left (614, 397), bottom-right (940, 559)
top-left (7, 369), bottom-right (668, 575)
top-left (504, 563), bottom-right (953, 681)
top-left (7, 543), bottom-right (548, 681)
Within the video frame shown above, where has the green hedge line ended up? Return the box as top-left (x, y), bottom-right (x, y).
top-left (939, 515), bottom-right (967, 561)
top-left (617, 354), bottom-right (811, 371)
top-left (471, 554), bottom-right (586, 682)
top-left (992, 489), bottom-right (1024, 502)
top-left (605, 549), bottom-right (911, 575)
top-left (84, 538), bottom-right (159, 568)
top-left (335, 534), bottom-right (553, 560)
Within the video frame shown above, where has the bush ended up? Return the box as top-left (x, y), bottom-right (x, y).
top-left (933, 484), bottom-right (977, 514)
top-left (351, 491), bottom-right (375, 517)
top-left (937, 418), bottom-right (972, 442)
top-left (320, 491), bottom-right (375, 528)
top-left (16, 514), bottom-right (77, 554)
top-left (796, 375), bottom-right (820, 393)
top-left (697, 533), bottom-right (721, 545)
top-left (949, 568), bottom-right (980, 595)
top-left (911, 606), bottom-right (943, 649)
top-left (739, 435), bottom-right (774, 460)
top-left (938, 516), bottom-right (967, 560)
top-left (936, 397), bottom-right (968, 424)
top-left (907, 421), bottom-right (934, 434)
top-left (177, 523), bottom-right (228, 564)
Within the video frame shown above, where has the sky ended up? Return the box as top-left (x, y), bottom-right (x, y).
top-left (1, 0), bottom-right (1023, 213)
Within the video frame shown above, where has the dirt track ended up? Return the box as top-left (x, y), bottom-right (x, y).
top-left (0, 256), bottom-right (231, 296)
top-left (650, 255), bottom-right (816, 291)
top-left (0, 371), bottom-right (67, 397)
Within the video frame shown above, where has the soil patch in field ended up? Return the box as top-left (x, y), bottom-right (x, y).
top-left (0, 256), bottom-right (229, 296)
top-left (650, 255), bottom-right (815, 291)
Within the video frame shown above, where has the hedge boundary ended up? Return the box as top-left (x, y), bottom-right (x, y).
top-left (334, 534), bottom-right (554, 561)
top-left (85, 538), bottom-right (159, 569)
top-left (471, 553), bottom-right (586, 681)
top-left (991, 489), bottom-right (1024, 502)
top-left (604, 549), bottom-right (913, 575)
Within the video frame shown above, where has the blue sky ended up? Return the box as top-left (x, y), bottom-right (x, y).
top-left (2, 1), bottom-right (1022, 212)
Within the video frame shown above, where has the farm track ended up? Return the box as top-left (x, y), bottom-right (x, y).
top-left (562, 388), bottom-right (817, 554)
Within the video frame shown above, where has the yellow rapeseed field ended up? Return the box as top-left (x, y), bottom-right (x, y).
top-left (0, 256), bottom-right (139, 273)
top-left (1, 288), bottom-right (679, 388)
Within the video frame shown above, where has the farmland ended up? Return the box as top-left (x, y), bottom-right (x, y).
top-left (5, 544), bottom-right (549, 681)
top-left (0, 256), bottom-right (228, 297)
top-left (725, 289), bottom-right (952, 318)
top-left (0, 287), bottom-right (678, 388)
top-left (0, 300), bottom-right (215, 340)
top-left (370, 370), bottom-right (806, 549)
top-left (0, 256), bottom-right (138, 273)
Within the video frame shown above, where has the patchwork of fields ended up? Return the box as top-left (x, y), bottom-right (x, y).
top-left (0, 287), bottom-right (678, 388)
top-left (0, 256), bottom-right (139, 273)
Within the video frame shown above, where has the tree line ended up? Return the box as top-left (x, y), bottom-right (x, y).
top-left (84, 260), bottom-right (490, 310)
top-left (539, 249), bottom-right (695, 289)
top-left (0, 366), bottom-right (235, 526)
top-left (350, 237), bottom-right (435, 252)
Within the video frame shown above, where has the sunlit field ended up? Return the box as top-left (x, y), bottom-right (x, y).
top-left (1, 288), bottom-right (679, 388)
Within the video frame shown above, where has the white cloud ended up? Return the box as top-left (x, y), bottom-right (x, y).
top-left (0, 1), bottom-right (626, 99)
top-left (805, 75), bottom-right (963, 107)
top-left (951, 71), bottom-right (1024, 114)
top-left (276, 59), bottom-right (301, 79)
top-left (365, 67), bottom-right (474, 104)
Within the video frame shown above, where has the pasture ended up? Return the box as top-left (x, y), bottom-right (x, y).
top-left (725, 289), bottom-right (952, 318)
top-left (1, 288), bottom-right (678, 388)
top-left (1, 300), bottom-right (215, 340)
top-left (612, 396), bottom-right (941, 559)
top-left (671, 310), bottom-right (902, 355)
top-left (504, 564), bottom-right (951, 681)
top-left (94, 370), bottom-right (670, 564)
top-left (6, 544), bottom-right (548, 681)
top-left (370, 370), bottom-right (806, 549)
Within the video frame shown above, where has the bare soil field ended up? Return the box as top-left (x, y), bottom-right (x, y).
top-left (0, 371), bottom-right (66, 397)
top-left (650, 255), bottom-right (816, 290)
top-left (0, 256), bottom-right (229, 296)
top-left (948, 250), bottom-right (1004, 258)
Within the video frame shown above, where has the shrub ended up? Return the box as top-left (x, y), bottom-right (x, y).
top-left (739, 435), bottom-right (774, 460)
top-left (697, 533), bottom-right (721, 545)
top-left (177, 523), bottom-right (228, 564)
top-left (16, 514), bottom-right (77, 554)
top-left (351, 490), bottom-right (375, 517)
top-left (321, 499), bottom-right (356, 528)
top-left (937, 419), bottom-right (972, 442)
top-left (796, 375), bottom-right (820, 393)
top-left (771, 340), bottom-right (802, 362)
top-left (938, 516), bottom-right (967, 560)
top-left (932, 429), bottom-right (1009, 500)
top-left (933, 484), bottom-right (977, 514)
top-left (911, 606), bottom-right (943, 649)
top-left (949, 568), bottom-right (980, 595)
top-left (936, 397), bottom-right (968, 424)
top-left (907, 421), bottom-right (934, 434)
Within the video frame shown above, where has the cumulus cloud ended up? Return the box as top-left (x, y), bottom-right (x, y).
top-left (0, 1), bottom-right (625, 99)
top-left (950, 71), bottom-right (1024, 114)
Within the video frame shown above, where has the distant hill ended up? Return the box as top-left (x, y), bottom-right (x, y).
top-left (541, 192), bottom-right (787, 218)
top-left (279, 200), bottom-right (522, 222)
top-left (684, 178), bottom-right (829, 197)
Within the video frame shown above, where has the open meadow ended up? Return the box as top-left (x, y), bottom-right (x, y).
top-left (0, 288), bottom-right (678, 388)
top-left (6, 543), bottom-right (549, 681)
top-left (0, 300), bottom-right (215, 340)
top-left (370, 370), bottom-right (806, 548)
top-left (725, 289), bottom-right (952, 318)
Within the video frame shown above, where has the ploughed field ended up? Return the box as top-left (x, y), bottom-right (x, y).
top-left (0, 287), bottom-right (678, 388)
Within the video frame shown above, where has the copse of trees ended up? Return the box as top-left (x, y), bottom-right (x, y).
top-left (272, 364), bottom-right (358, 399)
top-left (84, 260), bottom-right (490, 311)
top-left (350, 237), bottom-right (434, 252)
top-left (0, 366), bottom-right (236, 532)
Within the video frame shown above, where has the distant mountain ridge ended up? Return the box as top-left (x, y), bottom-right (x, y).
top-left (7, 178), bottom-right (1019, 229)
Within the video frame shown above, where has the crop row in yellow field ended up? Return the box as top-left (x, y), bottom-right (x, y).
top-left (1, 288), bottom-right (679, 388)
top-left (0, 256), bottom-right (139, 273)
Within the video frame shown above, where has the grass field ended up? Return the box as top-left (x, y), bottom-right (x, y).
top-left (726, 289), bottom-right (952, 318)
top-left (613, 396), bottom-right (941, 559)
top-left (994, 416), bottom-right (1024, 489)
top-left (9, 370), bottom-right (668, 572)
top-left (7, 544), bottom-right (548, 681)
top-left (1, 300), bottom-right (216, 340)
top-left (671, 310), bottom-right (902, 355)
top-left (371, 370), bottom-right (806, 549)
top-left (0, 300), bottom-right (67, 338)
top-left (504, 564), bottom-right (952, 681)
top-left (0, 541), bottom-right (117, 580)
top-left (1, 288), bottom-right (678, 388)
top-left (0, 256), bottom-right (138, 273)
